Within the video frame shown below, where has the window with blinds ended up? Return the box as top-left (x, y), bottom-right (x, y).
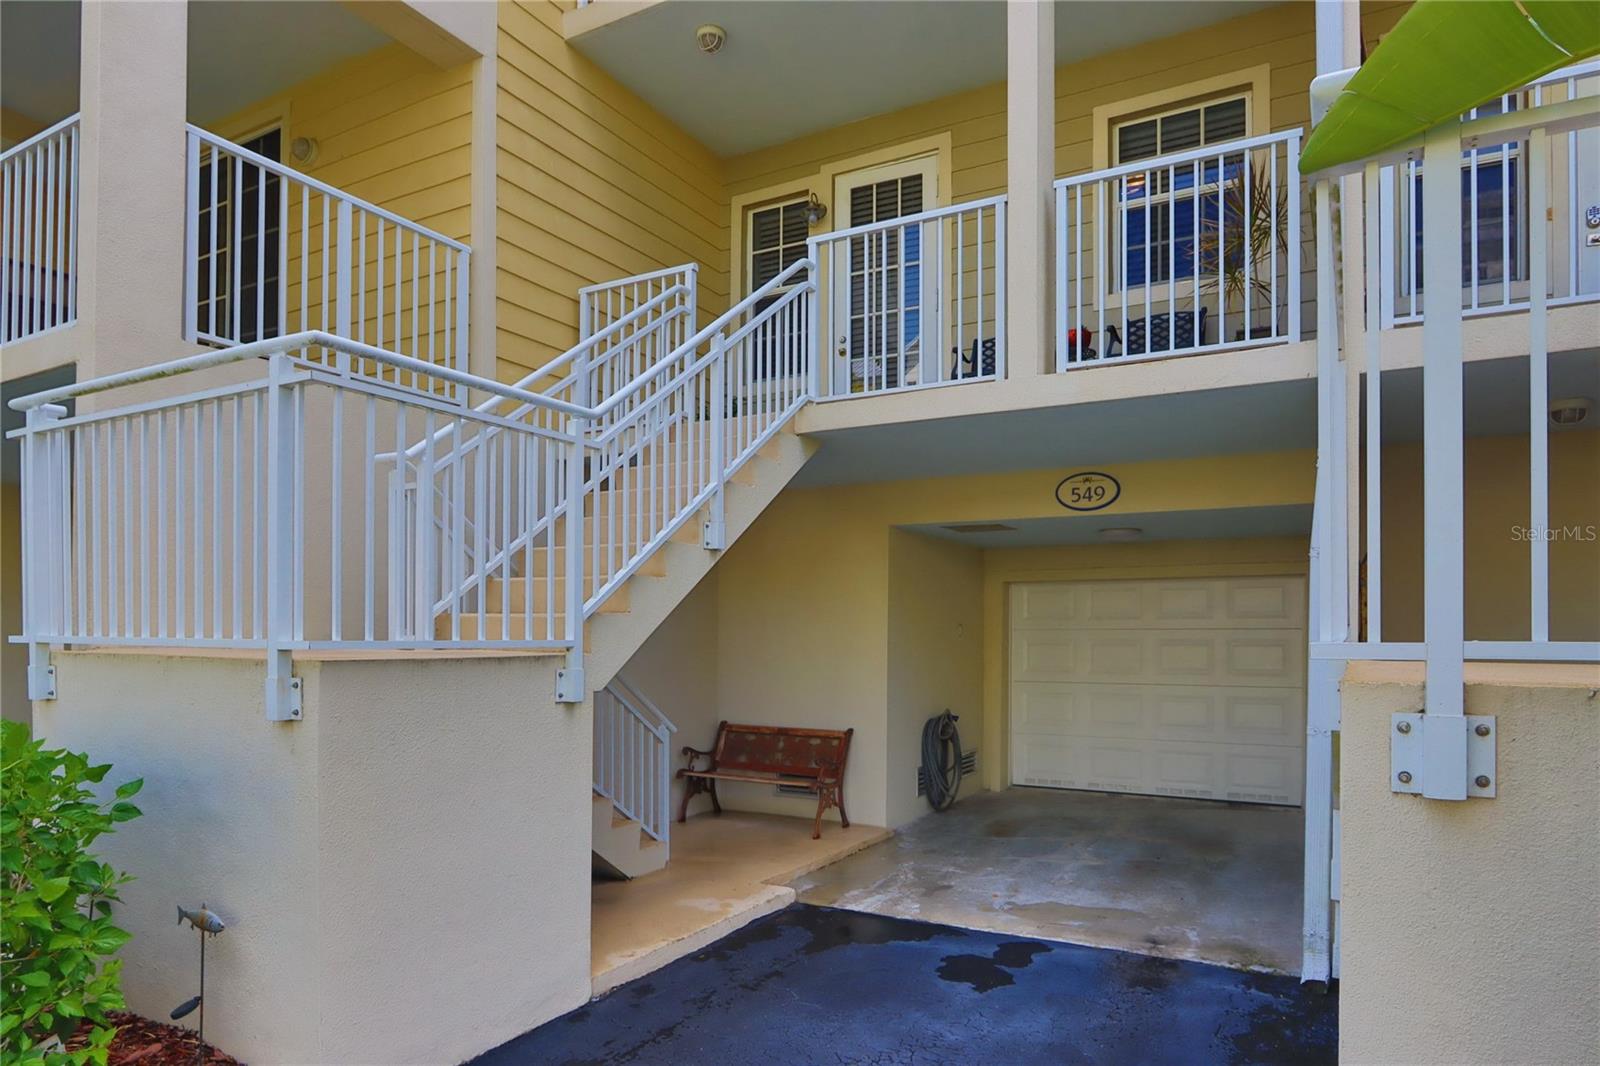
top-left (749, 197), bottom-right (810, 291)
top-left (1112, 96), bottom-right (1248, 290)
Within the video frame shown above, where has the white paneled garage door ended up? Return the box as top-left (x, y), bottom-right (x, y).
top-left (1009, 577), bottom-right (1305, 806)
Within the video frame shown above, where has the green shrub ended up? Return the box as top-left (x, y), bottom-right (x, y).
top-left (2, 722), bottom-right (142, 1066)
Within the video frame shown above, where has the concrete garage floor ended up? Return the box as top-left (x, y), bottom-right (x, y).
top-left (792, 786), bottom-right (1305, 973)
top-left (475, 905), bottom-right (1337, 1065)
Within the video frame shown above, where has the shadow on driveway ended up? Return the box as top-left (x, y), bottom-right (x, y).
top-left (473, 904), bottom-right (1337, 1066)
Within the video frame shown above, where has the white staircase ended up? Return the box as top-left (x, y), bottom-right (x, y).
top-left (591, 676), bottom-right (675, 878)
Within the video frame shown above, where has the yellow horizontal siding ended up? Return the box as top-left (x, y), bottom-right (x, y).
top-left (495, 0), bottom-right (729, 384)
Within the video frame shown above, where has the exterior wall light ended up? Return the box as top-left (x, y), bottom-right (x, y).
top-left (695, 24), bottom-right (726, 54)
top-left (805, 193), bottom-right (827, 227)
top-left (290, 136), bottom-right (319, 165)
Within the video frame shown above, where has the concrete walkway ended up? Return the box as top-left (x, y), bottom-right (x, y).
top-left (591, 811), bottom-right (890, 994)
top-left (474, 905), bottom-right (1338, 1065)
top-left (793, 787), bottom-right (1304, 973)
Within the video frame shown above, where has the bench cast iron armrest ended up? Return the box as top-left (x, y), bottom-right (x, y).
top-left (680, 745), bottom-right (715, 774)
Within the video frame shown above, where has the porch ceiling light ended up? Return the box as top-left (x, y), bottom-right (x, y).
top-left (1549, 397), bottom-right (1592, 427)
top-left (695, 24), bottom-right (726, 55)
top-left (1098, 527), bottom-right (1143, 541)
top-left (942, 523), bottom-right (1015, 534)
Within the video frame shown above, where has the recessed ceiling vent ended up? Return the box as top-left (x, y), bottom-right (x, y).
top-left (942, 523), bottom-right (1016, 535)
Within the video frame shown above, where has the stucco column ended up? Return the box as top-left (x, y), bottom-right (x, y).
top-left (1005, 0), bottom-right (1054, 380)
top-left (77, 0), bottom-right (192, 383)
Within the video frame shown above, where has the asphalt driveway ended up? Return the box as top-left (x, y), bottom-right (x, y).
top-left (473, 904), bottom-right (1337, 1065)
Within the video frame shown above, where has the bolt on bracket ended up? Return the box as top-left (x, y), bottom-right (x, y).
top-left (1391, 712), bottom-right (1497, 799)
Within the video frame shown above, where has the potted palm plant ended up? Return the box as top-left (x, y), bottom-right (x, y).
top-left (1195, 148), bottom-right (1291, 342)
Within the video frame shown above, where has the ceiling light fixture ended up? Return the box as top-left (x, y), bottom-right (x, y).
top-left (942, 523), bottom-right (1016, 534)
top-left (1098, 527), bottom-right (1143, 542)
top-left (695, 24), bottom-right (726, 54)
top-left (1549, 396), bottom-right (1591, 427)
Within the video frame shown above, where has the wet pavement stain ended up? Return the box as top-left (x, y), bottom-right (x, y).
top-left (936, 940), bottom-right (1052, 992)
top-left (471, 904), bottom-right (1337, 1066)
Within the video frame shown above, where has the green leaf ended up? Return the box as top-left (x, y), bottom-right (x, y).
top-left (107, 803), bottom-right (142, 823)
top-left (35, 877), bottom-right (73, 903)
top-left (113, 779), bottom-right (143, 800)
top-left (17, 972), bottom-right (49, 988)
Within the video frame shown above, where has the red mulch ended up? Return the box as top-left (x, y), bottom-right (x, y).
top-left (64, 1012), bottom-right (241, 1066)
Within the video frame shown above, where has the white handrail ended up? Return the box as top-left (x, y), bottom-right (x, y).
top-left (0, 113), bottom-right (81, 163)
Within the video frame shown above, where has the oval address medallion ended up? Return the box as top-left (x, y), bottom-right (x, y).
top-left (1055, 471), bottom-right (1120, 512)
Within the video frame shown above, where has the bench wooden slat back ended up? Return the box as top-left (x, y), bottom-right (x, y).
top-left (713, 722), bottom-right (851, 780)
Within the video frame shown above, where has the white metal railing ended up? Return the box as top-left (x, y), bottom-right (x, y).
top-left (1380, 62), bottom-right (1600, 325)
top-left (11, 259), bottom-right (817, 716)
top-left (1308, 88), bottom-right (1600, 675)
top-left (9, 331), bottom-right (585, 719)
top-left (183, 127), bottom-right (471, 392)
top-left (1054, 129), bottom-right (1303, 369)
top-left (580, 261), bottom-right (814, 612)
top-left (809, 196), bottom-right (1005, 398)
top-left (394, 285), bottom-right (692, 630)
top-left (578, 264), bottom-right (698, 406)
top-left (593, 675), bottom-right (677, 845)
top-left (2, 114), bottom-right (80, 345)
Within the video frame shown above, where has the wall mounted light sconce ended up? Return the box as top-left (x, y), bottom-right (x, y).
top-left (805, 193), bottom-right (827, 227)
top-left (290, 136), bottom-right (319, 165)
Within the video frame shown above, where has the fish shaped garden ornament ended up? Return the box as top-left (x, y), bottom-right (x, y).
top-left (177, 903), bottom-right (225, 935)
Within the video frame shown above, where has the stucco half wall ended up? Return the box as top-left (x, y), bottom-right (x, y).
top-left (1338, 660), bottom-right (1600, 1066)
top-left (35, 649), bottom-right (592, 1065)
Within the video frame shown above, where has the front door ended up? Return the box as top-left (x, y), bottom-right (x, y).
top-left (830, 156), bottom-right (937, 394)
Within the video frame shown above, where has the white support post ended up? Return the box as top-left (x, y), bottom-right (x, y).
top-left (263, 352), bottom-right (302, 721)
top-left (1418, 121), bottom-right (1467, 799)
top-left (806, 242), bottom-right (822, 399)
top-left (1005, 0), bottom-right (1053, 380)
top-left (555, 421), bottom-right (587, 704)
top-left (1527, 128), bottom-right (1550, 643)
top-left (1301, 657), bottom-right (1341, 983)
top-left (703, 333), bottom-right (727, 550)
top-left (23, 404), bottom-right (66, 701)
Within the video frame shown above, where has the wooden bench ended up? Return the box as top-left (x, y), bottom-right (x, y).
top-left (677, 721), bottom-right (853, 839)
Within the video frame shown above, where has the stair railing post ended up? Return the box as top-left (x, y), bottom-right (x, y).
top-left (334, 200), bottom-right (353, 367)
top-left (555, 417), bottom-right (587, 703)
top-left (805, 247), bottom-right (821, 399)
top-left (703, 332), bottom-right (727, 550)
top-left (264, 351), bottom-right (303, 721)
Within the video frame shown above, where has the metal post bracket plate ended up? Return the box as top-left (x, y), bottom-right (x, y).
top-left (1391, 712), bottom-right (1496, 799)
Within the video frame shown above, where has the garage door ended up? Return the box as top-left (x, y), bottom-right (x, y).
top-left (1009, 577), bottom-right (1305, 806)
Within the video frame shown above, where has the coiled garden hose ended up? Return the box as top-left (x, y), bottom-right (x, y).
top-left (921, 710), bottom-right (963, 812)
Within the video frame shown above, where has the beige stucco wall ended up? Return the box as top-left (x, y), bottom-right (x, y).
top-left (886, 529), bottom-right (985, 826)
top-left (36, 649), bottom-right (592, 1065)
top-left (1339, 661), bottom-right (1600, 1066)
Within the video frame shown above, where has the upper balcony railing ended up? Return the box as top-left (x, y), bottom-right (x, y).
top-left (183, 126), bottom-right (471, 395)
top-left (1054, 128), bottom-right (1304, 371)
top-left (2, 114), bottom-right (80, 346)
top-left (808, 196), bottom-right (1006, 399)
top-left (1377, 61), bottom-right (1600, 326)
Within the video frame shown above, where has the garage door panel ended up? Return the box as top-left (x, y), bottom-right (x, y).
top-left (1010, 577), bottom-right (1306, 808)
top-left (1012, 732), bottom-right (1304, 805)
top-left (1012, 578), bottom-right (1306, 630)
top-left (1015, 629), bottom-right (1304, 687)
